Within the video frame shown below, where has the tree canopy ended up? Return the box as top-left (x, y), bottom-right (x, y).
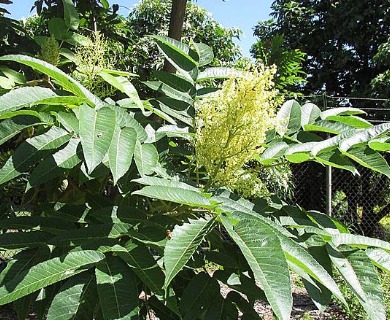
top-left (254, 0), bottom-right (390, 99)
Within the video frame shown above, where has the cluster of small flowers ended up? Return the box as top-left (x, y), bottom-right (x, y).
top-left (72, 32), bottom-right (116, 98)
top-left (195, 66), bottom-right (281, 197)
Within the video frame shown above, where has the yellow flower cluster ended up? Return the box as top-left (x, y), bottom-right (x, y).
top-left (195, 66), bottom-right (280, 197)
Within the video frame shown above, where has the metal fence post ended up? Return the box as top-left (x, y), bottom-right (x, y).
top-left (326, 165), bottom-right (332, 216)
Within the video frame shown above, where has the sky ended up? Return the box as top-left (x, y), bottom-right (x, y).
top-left (7, 0), bottom-right (274, 57)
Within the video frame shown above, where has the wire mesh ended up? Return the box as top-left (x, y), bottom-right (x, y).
top-left (289, 161), bottom-right (390, 239)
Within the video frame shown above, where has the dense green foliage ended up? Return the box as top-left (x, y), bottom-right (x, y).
top-left (0, 1), bottom-right (390, 319)
top-left (0, 32), bottom-right (390, 319)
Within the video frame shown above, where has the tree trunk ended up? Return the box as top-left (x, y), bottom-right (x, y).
top-left (164, 0), bottom-right (188, 73)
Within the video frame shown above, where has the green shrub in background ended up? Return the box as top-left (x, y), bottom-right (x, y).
top-left (0, 6), bottom-right (390, 319)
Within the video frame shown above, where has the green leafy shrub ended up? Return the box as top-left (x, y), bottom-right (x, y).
top-left (0, 33), bottom-right (389, 320)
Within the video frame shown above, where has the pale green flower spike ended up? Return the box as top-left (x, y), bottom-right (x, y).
top-left (195, 66), bottom-right (281, 197)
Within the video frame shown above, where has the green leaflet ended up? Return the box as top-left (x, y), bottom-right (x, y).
top-left (339, 122), bottom-right (390, 152)
top-left (46, 272), bottom-right (97, 320)
top-left (108, 126), bottom-right (136, 185)
top-left (49, 223), bottom-right (130, 246)
top-left (180, 273), bottom-right (220, 320)
top-left (366, 248), bottom-right (390, 273)
top-left (301, 103), bottom-right (321, 127)
top-left (192, 42), bottom-right (214, 67)
top-left (344, 147), bottom-right (390, 178)
top-left (276, 100), bottom-right (301, 136)
top-left (0, 55), bottom-right (99, 105)
top-left (153, 70), bottom-right (195, 93)
top-left (133, 141), bottom-right (158, 176)
top-left (0, 250), bottom-right (104, 305)
top-left (79, 105), bottom-right (116, 174)
top-left (95, 256), bottom-right (139, 319)
top-left (0, 116), bottom-right (45, 145)
top-left (332, 233), bottom-right (390, 251)
top-left (134, 176), bottom-right (200, 192)
top-left (220, 214), bottom-right (292, 320)
top-left (0, 86), bottom-right (56, 117)
top-left (28, 138), bottom-right (82, 187)
top-left (99, 72), bottom-right (144, 111)
top-left (0, 127), bottom-right (72, 185)
top-left (62, 0), bottom-right (79, 30)
top-left (151, 35), bottom-right (199, 81)
top-left (321, 107), bottom-right (366, 119)
top-left (133, 185), bottom-right (212, 208)
top-left (343, 249), bottom-right (386, 320)
top-left (113, 243), bottom-right (165, 296)
top-left (164, 217), bottom-right (216, 289)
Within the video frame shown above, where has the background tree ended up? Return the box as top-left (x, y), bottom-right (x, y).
top-left (251, 33), bottom-right (306, 96)
top-left (124, 0), bottom-right (241, 80)
top-left (254, 0), bottom-right (390, 99)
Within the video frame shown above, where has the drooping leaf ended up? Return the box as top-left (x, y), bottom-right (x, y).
top-left (98, 72), bottom-right (144, 111)
top-left (112, 243), bottom-right (165, 296)
top-left (133, 186), bottom-right (212, 208)
top-left (151, 35), bottom-right (198, 80)
top-left (95, 256), bottom-right (139, 320)
top-left (180, 273), bottom-right (220, 320)
top-left (220, 214), bottom-right (292, 320)
top-left (79, 105), bottom-right (116, 174)
top-left (46, 272), bottom-right (97, 320)
top-left (29, 138), bottom-right (82, 187)
top-left (344, 147), bottom-right (390, 178)
top-left (144, 81), bottom-right (193, 105)
top-left (315, 150), bottom-right (358, 174)
top-left (164, 217), bottom-right (216, 289)
top-left (108, 126), bottom-right (136, 184)
top-left (0, 55), bottom-right (98, 105)
top-left (0, 127), bottom-right (72, 185)
top-left (0, 250), bottom-right (104, 305)
top-left (62, 0), bottom-right (79, 30)
top-left (133, 141), bottom-right (158, 176)
top-left (0, 86), bottom-right (56, 117)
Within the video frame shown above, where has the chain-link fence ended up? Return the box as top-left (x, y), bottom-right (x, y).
top-left (288, 160), bottom-right (390, 239)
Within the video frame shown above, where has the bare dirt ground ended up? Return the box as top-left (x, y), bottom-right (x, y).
top-left (0, 283), bottom-right (350, 320)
